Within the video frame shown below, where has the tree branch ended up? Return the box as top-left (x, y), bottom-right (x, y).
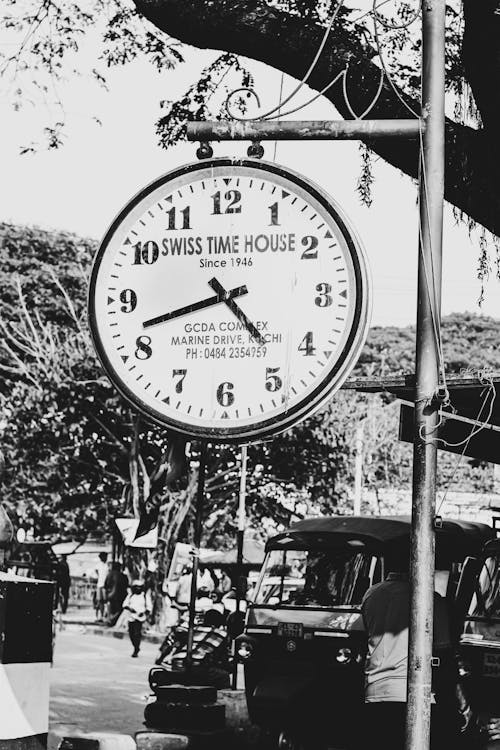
top-left (134, 0), bottom-right (500, 237)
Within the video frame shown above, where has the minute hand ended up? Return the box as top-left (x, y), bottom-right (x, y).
top-left (143, 284), bottom-right (247, 329)
top-left (208, 278), bottom-right (265, 346)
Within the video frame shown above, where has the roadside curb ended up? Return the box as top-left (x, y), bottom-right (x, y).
top-left (63, 622), bottom-right (164, 645)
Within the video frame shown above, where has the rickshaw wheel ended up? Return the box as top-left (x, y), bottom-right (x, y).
top-left (277, 729), bottom-right (328, 750)
top-left (277, 730), bottom-right (305, 750)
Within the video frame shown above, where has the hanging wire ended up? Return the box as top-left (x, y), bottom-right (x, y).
top-left (372, 0), bottom-right (420, 31)
top-left (371, 0), bottom-right (421, 119)
top-left (351, 0), bottom-right (399, 24)
top-left (273, 72), bottom-right (285, 161)
top-left (342, 64), bottom-right (385, 119)
top-left (265, 67), bottom-right (346, 119)
top-left (226, 0), bottom-right (346, 121)
top-left (436, 378), bottom-right (497, 513)
top-left (434, 376), bottom-right (497, 450)
top-left (417, 123), bottom-right (448, 397)
top-left (224, 0), bottom-right (421, 125)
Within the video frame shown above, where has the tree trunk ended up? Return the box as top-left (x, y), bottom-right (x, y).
top-left (134, 0), bottom-right (500, 238)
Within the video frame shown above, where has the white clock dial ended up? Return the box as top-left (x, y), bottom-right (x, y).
top-left (89, 159), bottom-right (371, 441)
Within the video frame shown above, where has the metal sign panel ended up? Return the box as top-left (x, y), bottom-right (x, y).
top-left (399, 403), bottom-right (500, 464)
top-left (89, 158), bottom-right (371, 441)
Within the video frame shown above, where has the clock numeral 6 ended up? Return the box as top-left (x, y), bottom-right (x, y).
top-left (135, 335), bottom-right (152, 360)
top-left (301, 236), bottom-right (319, 260)
top-left (216, 381), bottom-right (235, 407)
top-left (315, 282), bottom-right (333, 307)
top-left (133, 240), bottom-right (159, 265)
top-left (120, 289), bottom-right (137, 313)
top-left (298, 331), bottom-right (315, 357)
top-left (265, 366), bottom-right (283, 392)
top-left (172, 368), bottom-right (187, 393)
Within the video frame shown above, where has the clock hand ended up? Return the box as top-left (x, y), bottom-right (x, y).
top-left (142, 283), bottom-right (248, 329)
top-left (208, 277), bottom-right (266, 346)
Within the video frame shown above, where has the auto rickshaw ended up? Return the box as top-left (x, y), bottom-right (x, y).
top-left (236, 515), bottom-right (494, 750)
top-left (456, 532), bottom-right (500, 747)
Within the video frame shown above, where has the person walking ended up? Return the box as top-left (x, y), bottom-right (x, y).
top-left (57, 555), bottom-right (71, 614)
top-left (95, 552), bottom-right (109, 621)
top-left (123, 580), bottom-right (152, 657)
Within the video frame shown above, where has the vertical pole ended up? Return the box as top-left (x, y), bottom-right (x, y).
top-left (406, 2), bottom-right (445, 750)
top-left (236, 444), bottom-right (248, 614)
top-left (185, 441), bottom-right (207, 671)
top-left (232, 444), bottom-right (248, 689)
top-left (353, 424), bottom-right (364, 515)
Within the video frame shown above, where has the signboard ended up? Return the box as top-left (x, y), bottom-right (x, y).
top-left (115, 517), bottom-right (158, 548)
top-left (89, 159), bottom-right (371, 441)
top-left (399, 403), bottom-right (500, 464)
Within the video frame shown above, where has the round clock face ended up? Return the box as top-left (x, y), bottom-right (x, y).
top-left (89, 159), bottom-right (371, 441)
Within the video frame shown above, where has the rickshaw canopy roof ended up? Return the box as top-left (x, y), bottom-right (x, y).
top-left (266, 515), bottom-right (494, 562)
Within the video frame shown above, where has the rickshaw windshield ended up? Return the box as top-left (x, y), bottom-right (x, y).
top-left (467, 555), bottom-right (500, 619)
top-left (254, 548), bottom-right (380, 607)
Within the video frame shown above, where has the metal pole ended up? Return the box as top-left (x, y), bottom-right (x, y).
top-left (406, 2), bottom-right (445, 749)
top-left (236, 444), bottom-right (248, 614)
top-left (185, 441), bottom-right (207, 671)
top-left (353, 424), bottom-right (364, 515)
top-left (187, 119), bottom-right (421, 142)
top-left (232, 444), bottom-right (248, 689)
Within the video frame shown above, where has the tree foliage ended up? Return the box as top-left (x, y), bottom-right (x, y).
top-left (2, 0), bottom-right (500, 248)
top-left (0, 222), bottom-right (497, 548)
top-left (133, 0), bottom-right (500, 243)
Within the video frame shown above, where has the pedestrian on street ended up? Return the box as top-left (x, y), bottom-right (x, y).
top-left (174, 564), bottom-right (194, 614)
top-left (358, 552), bottom-right (463, 750)
top-left (57, 555), bottom-right (71, 614)
top-left (123, 579), bottom-right (152, 657)
top-left (94, 552), bottom-right (109, 621)
top-left (214, 568), bottom-right (232, 594)
top-left (198, 564), bottom-right (215, 593)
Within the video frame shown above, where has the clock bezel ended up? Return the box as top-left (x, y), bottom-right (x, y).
top-left (88, 158), bottom-right (371, 443)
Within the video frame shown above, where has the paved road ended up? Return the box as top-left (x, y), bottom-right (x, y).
top-left (49, 627), bottom-right (159, 746)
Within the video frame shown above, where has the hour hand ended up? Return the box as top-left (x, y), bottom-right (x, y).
top-left (142, 283), bottom-right (247, 329)
top-left (208, 277), bottom-right (265, 346)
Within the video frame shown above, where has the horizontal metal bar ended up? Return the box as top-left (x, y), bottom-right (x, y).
top-left (399, 398), bottom-right (500, 434)
top-left (187, 119), bottom-right (421, 142)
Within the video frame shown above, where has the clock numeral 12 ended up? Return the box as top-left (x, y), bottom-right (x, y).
top-left (265, 366), bottom-right (283, 392)
top-left (216, 382), bottom-right (235, 406)
top-left (298, 331), bottom-right (315, 357)
top-left (173, 369), bottom-right (187, 393)
top-left (212, 190), bottom-right (241, 215)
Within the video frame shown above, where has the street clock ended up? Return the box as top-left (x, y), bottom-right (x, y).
top-left (89, 158), bottom-right (371, 442)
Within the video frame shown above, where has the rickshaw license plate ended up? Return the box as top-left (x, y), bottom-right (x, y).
top-left (277, 622), bottom-right (303, 638)
top-left (483, 653), bottom-right (500, 677)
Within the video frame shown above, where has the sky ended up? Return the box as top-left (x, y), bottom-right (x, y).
top-left (1, 18), bottom-right (500, 328)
